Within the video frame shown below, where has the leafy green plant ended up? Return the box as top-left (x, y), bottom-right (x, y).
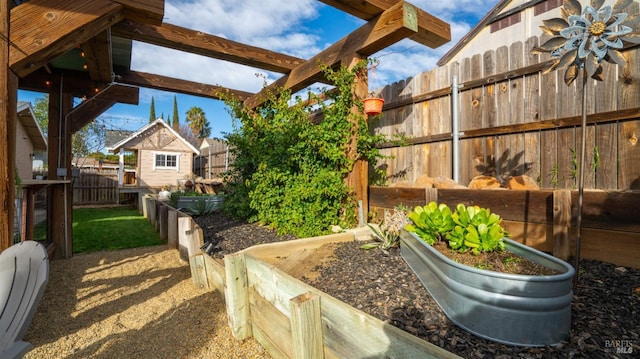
top-left (221, 59), bottom-right (394, 238)
top-left (591, 145), bottom-right (600, 172)
top-left (405, 202), bottom-right (507, 255)
top-left (183, 197), bottom-right (217, 216)
top-left (362, 206), bottom-right (409, 252)
top-left (446, 204), bottom-right (507, 255)
top-left (549, 163), bottom-right (559, 188)
top-left (404, 202), bottom-right (454, 245)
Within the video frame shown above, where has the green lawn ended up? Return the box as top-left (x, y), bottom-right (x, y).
top-left (72, 206), bottom-right (163, 254)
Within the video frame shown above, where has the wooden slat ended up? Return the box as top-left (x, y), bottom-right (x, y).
top-left (368, 186), bottom-right (429, 209)
top-left (203, 254), bottom-right (225, 295)
top-left (244, 254), bottom-right (461, 358)
top-left (553, 190), bottom-right (571, 260)
top-left (244, 1), bottom-right (419, 109)
top-left (250, 288), bottom-right (293, 359)
top-left (10, 0), bottom-right (124, 77)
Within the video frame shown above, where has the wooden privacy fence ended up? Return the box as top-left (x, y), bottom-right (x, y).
top-left (369, 186), bottom-right (640, 269)
top-left (372, 34), bottom-right (640, 191)
top-left (194, 141), bottom-right (231, 179)
top-left (72, 169), bottom-right (118, 204)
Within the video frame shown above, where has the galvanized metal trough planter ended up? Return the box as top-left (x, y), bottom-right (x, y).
top-left (399, 230), bottom-right (575, 347)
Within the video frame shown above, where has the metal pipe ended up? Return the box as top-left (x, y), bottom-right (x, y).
top-left (451, 75), bottom-right (461, 183)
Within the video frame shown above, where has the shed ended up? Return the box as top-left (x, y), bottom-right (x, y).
top-left (438, 0), bottom-right (562, 66)
top-left (107, 118), bottom-right (199, 189)
top-left (16, 102), bottom-right (47, 182)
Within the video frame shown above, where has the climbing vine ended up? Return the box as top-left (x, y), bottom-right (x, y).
top-left (221, 60), bottom-right (392, 237)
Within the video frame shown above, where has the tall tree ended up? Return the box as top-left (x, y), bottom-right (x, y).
top-left (172, 95), bottom-right (180, 131)
top-left (33, 95), bottom-right (49, 136)
top-left (149, 96), bottom-right (156, 122)
top-left (32, 96), bottom-right (105, 163)
top-left (185, 106), bottom-right (211, 139)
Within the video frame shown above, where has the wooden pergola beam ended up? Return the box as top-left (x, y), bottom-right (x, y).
top-left (9, 0), bottom-right (125, 78)
top-left (319, 0), bottom-right (450, 48)
top-left (118, 70), bottom-right (254, 101)
top-left (69, 84), bottom-right (139, 133)
top-left (81, 29), bottom-right (114, 84)
top-left (112, 21), bottom-right (305, 74)
top-left (111, 0), bottom-right (164, 25)
top-left (244, 1), bottom-right (419, 109)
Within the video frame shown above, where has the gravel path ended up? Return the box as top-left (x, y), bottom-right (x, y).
top-left (23, 245), bottom-right (270, 359)
top-left (196, 213), bottom-right (640, 358)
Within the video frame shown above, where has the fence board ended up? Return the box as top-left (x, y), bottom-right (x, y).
top-left (509, 41), bottom-right (524, 125)
top-left (595, 123), bottom-right (617, 189)
top-left (524, 37), bottom-right (540, 123)
top-left (369, 35), bottom-right (638, 190)
top-left (483, 49), bottom-right (497, 128)
top-left (496, 46), bottom-right (510, 127)
top-left (619, 120), bottom-right (640, 190)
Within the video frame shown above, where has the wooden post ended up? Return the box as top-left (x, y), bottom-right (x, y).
top-left (167, 208), bottom-right (178, 249)
top-left (0, 1), bottom-right (16, 252)
top-left (159, 204), bottom-right (168, 241)
top-left (343, 55), bottom-right (369, 225)
top-left (178, 216), bottom-right (203, 261)
top-left (290, 292), bottom-right (324, 359)
top-left (189, 254), bottom-right (208, 290)
top-left (224, 253), bottom-right (252, 340)
top-left (147, 198), bottom-right (156, 224)
top-left (553, 190), bottom-right (571, 260)
top-left (47, 78), bottom-right (74, 259)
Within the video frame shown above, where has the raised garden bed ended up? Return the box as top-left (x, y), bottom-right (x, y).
top-left (191, 230), bottom-right (460, 358)
top-left (188, 212), bottom-right (640, 357)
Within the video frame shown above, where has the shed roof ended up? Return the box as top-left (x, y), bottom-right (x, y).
top-left (17, 101), bottom-right (47, 152)
top-left (107, 118), bottom-right (200, 155)
top-left (437, 0), bottom-right (512, 66)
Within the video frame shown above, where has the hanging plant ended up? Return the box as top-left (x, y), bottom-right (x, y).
top-left (363, 58), bottom-right (385, 115)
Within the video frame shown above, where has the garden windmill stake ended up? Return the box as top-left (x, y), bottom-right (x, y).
top-left (533, 0), bottom-right (638, 288)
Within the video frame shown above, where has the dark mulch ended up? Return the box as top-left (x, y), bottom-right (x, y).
top-left (195, 213), bottom-right (640, 358)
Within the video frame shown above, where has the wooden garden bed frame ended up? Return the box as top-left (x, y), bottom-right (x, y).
top-left (141, 195), bottom-right (458, 358)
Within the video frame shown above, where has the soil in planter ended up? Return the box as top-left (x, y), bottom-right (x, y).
top-left (431, 240), bottom-right (562, 276)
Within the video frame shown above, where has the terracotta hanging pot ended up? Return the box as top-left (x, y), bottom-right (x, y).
top-left (363, 97), bottom-right (384, 115)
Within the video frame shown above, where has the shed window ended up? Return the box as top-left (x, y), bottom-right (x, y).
top-left (154, 153), bottom-right (178, 169)
top-left (490, 12), bottom-right (521, 33)
top-left (535, 0), bottom-right (562, 16)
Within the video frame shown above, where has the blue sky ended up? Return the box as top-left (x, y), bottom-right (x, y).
top-left (18, 0), bottom-right (500, 143)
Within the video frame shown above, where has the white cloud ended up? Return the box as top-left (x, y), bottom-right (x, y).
top-left (129, 0), bottom-right (497, 96)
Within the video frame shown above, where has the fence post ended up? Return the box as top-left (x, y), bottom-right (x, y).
top-left (178, 216), bottom-right (203, 261)
top-left (225, 253), bottom-right (252, 340)
top-left (167, 209), bottom-right (178, 249)
top-left (553, 190), bottom-right (571, 260)
top-left (159, 204), bottom-right (168, 241)
top-left (290, 292), bottom-right (324, 359)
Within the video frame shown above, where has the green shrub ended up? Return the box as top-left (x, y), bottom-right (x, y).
top-left (221, 59), bottom-right (393, 238)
